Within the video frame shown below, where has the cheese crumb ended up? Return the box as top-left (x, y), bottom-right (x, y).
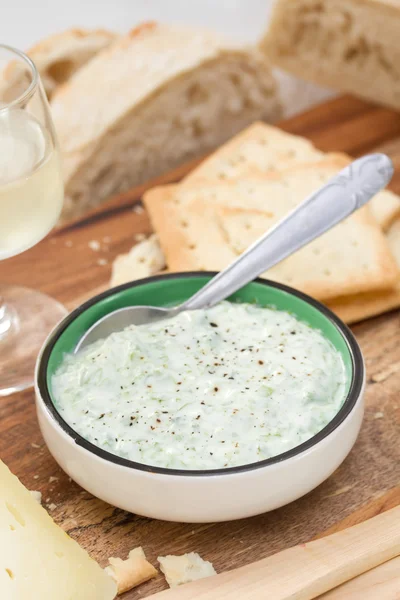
top-left (132, 204), bottom-right (144, 214)
top-left (373, 411), bottom-right (384, 419)
top-left (33, 474), bottom-right (39, 480)
top-left (105, 547), bottom-right (157, 595)
top-left (31, 442), bottom-right (40, 449)
top-left (158, 552), bottom-right (216, 588)
top-left (49, 476), bottom-right (59, 483)
top-left (30, 490), bottom-right (42, 504)
top-left (97, 258), bottom-right (108, 266)
top-left (47, 503), bottom-right (57, 511)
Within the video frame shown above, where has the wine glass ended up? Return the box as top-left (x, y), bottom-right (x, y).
top-left (0, 45), bottom-right (66, 396)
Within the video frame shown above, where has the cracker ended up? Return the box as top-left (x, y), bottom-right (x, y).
top-left (144, 170), bottom-right (399, 302)
top-left (183, 122), bottom-right (400, 230)
top-left (105, 547), bottom-right (157, 595)
top-left (327, 287), bottom-right (400, 324)
top-left (328, 219), bottom-right (400, 323)
top-left (184, 121), bottom-right (324, 183)
top-left (110, 234), bottom-right (165, 287)
top-left (158, 552), bottom-right (216, 588)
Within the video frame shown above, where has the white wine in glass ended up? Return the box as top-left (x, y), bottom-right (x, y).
top-left (0, 45), bottom-right (66, 396)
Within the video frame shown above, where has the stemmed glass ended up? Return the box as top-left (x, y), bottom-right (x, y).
top-left (0, 45), bottom-right (66, 396)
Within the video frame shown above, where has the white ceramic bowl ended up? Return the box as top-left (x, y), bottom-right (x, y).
top-left (35, 274), bottom-right (365, 523)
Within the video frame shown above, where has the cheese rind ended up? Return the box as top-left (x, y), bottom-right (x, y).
top-left (0, 459), bottom-right (117, 600)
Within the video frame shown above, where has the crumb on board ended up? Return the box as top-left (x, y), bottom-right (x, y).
top-left (158, 552), bottom-right (216, 588)
top-left (373, 411), bottom-right (384, 419)
top-left (33, 474), bottom-right (39, 480)
top-left (49, 476), bottom-right (58, 483)
top-left (88, 240), bottom-right (101, 251)
top-left (30, 490), bottom-right (42, 504)
top-left (134, 233), bottom-right (146, 242)
top-left (97, 258), bottom-right (108, 266)
top-left (132, 204), bottom-right (144, 215)
top-left (105, 547), bottom-right (157, 595)
top-left (323, 484), bottom-right (354, 499)
top-left (31, 442), bottom-right (40, 449)
top-left (371, 362), bottom-right (400, 383)
top-left (47, 503), bottom-right (57, 511)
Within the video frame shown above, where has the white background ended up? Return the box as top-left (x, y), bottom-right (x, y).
top-left (2, 0), bottom-right (273, 48)
top-left (1, 0), bottom-right (334, 116)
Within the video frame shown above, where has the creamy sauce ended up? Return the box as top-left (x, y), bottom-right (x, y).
top-left (52, 302), bottom-right (347, 470)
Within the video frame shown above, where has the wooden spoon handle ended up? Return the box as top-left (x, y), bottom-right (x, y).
top-left (319, 555), bottom-right (400, 599)
top-left (147, 506), bottom-right (400, 600)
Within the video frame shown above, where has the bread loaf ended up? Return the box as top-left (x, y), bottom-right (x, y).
top-left (51, 22), bottom-right (281, 222)
top-left (261, 0), bottom-right (400, 111)
top-left (29, 28), bottom-right (117, 98)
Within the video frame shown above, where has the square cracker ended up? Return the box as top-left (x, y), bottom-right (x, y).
top-left (184, 121), bottom-right (325, 183)
top-left (328, 220), bottom-right (400, 323)
top-left (184, 121), bottom-right (400, 231)
top-left (143, 167), bottom-right (399, 303)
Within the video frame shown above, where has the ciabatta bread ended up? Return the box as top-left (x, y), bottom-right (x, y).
top-left (51, 22), bottom-right (281, 222)
top-left (29, 28), bottom-right (117, 98)
top-left (261, 0), bottom-right (400, 111)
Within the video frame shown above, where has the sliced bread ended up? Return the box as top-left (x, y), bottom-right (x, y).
top-left (261, 0), bottom-right (400, 111)
top-left (28, 28), bottom-right (117, 99)
top-left (51, 22), bottom-right (281, 223)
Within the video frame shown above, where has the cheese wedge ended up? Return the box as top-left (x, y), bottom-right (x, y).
top-left (0, 459), bottom-right (116, 600)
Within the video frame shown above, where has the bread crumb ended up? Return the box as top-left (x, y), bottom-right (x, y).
top-left (371, 362), bottom-right (400, 383)
top-left (33, 474), bottom-right (39, 479)
top-left (158, 552), bottom-right (216, 588)
top-left (31, 442), bottom-right (40, 448)
top-left (105, 547), bottom-right (157, 595)
top-left (323, 484), bottom-right (354, 498)
top-left (47, 503), bottom-right (57, 511)
top-left (49, 476), bottom-right (58, 483)
top-left (88, 240), bottom-right (101, 251)
top-left (30, 490), bottom-right (42, 504)
top-left (373, 411), bottom-right (384, 419)
top-left (133, 204), bottom-right (144, 215)
top-left (97, 258), bottom-right (108, 266)
top-left (110, 234), bottom-right (165, 287)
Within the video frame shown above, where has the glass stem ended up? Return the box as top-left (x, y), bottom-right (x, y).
top-left (0, 293), bottom-right (17, 340)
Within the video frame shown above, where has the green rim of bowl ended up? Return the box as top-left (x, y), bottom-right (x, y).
top-left (37, 273), bottom-right (364, 477)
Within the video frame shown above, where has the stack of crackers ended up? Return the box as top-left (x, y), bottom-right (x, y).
top-left (114, 122), bottom-right (400, 324)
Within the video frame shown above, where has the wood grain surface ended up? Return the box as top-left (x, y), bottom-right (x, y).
top-left (0, 95), bottom-right (399, 598)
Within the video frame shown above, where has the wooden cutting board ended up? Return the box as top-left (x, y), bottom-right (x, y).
top-left (0, 95), bottom-right (400, 599)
